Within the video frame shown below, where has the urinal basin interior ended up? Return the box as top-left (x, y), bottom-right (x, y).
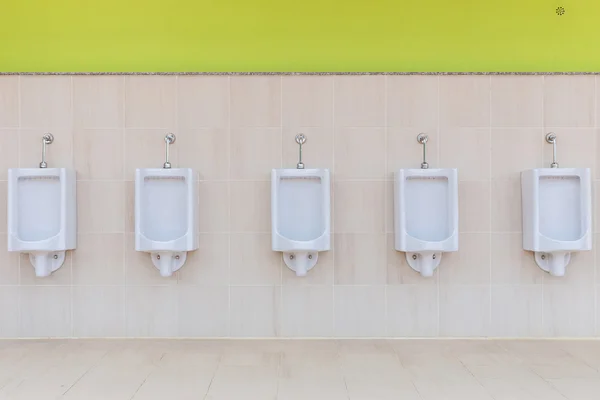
top-left (16, 174), bottom-right (61, 242)
top-left (139, 174), bottom-right (189, 242)
top-left (538, 175), bottom-right (584, 242)
top-left (404, 175), bottom-right (452, 242)
top-left (276, 175), bottom-right (325, 242)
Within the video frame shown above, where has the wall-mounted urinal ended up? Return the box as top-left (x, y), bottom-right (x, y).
top-left (7, 133), bottom-right (76, 277)
top-left (272, 134), bottom-right (330, 277)
top-left (394, 134), bottom-right (458, 277)
top-left (521, 133), bottom-right (592, 277)
top-left (135, 133), bottom-right (198, 277)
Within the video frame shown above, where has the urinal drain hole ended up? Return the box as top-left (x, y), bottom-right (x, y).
top-left (157, 255), bottom-right (160, 260)
top-left (289, 254), bottom-right (294, 260)
top-left (432, 254), bottom-right (436, 259)
top-left (541, 254), bottom-right (546, 260)
top-left (308, 254), bottom-right (313, 259)
top-left (175, 255), bottom-right (180, 260)
top-left (53, 254), bottom-right (58, 259)
top-left (412, 254), bottom-right (417, 260)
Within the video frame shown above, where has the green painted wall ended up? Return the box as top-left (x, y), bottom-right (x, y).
top-left (1, 0), bottom-right (599, 72)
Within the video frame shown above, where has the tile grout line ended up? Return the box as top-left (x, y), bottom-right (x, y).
top-left (122, 76), bottom-right (129, 336)
top-left (332, 76), bottom-right (336, 336)
top-left (488, 75), bottom-right (492, 333)
top-left (383, 75), bottom-right (388, 337)
top-left (227, 76), bottom-right (232, 337)
top-left (70, 75), bottom-right (74, 337)
top-left (595, 75), bottom-right (598, 337)
top-left (279, 75), bottom-right (283, 337)
top-left (541, 75), bottom-right (545, 333)
top-left (436, 75), bottom-right (441, 336)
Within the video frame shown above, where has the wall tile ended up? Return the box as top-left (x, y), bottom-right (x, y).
top-left (231, 76), bottom-right (281, 127)
top-left (124, 129), bottom-right (177, 178)
top-left (491, 233), bottom-right (543, 284)
top-left (0, 183), bottom-right (5, 233)
top-left (230, 127), bottom-right (281, 180)
top-left (439, 285), bottom-right (490, 336)
top-left (74, 129), bottom-right (123, 180)
top-left (77, 181), bottom-right (125, 233)
top-left (490, 285), bottom-right (542, 337)
top-left (0, 77), bottom-right (19, 128)
top-left (72, 233), bottom-right (125, 285)
top-left (126, 286), bottom-right (179, 337)
top-left (491, 179), bottom-right (522, 233)
top-left (73, 286), bottom-right (126, 337)
top-left (178, 285), bottom-right (229, 337)
top-left (0, 130), bottom-right (19, 180)
top-left (198, 182), bottom-right (229, 233)
top-left (386, 234), bottom-right (439, 284)
top-left (387, 128), bottom-right (439, 177)
top-left (491, 128), bottom-right (543, 180)
top-left (439, 76), bottom-right (490, 127)
top-left (334, 181), bottom-right (385, 233)
top-left (335, 127), bottom-right (386, 180)
top-left (459, 181), bottom-right (490, 233)
top-left (0, 287), bottom-right (19, 337)
top-left (0, 234), bottom-right (19, 285)
top-left (20, 76), bottom-right (72, 129)
top-left (440, 233), bottom-right (490, 285)
top-left (178, 234), bottom-right (229, 285)
top-left (387, 76), bottom-right (438, 129)
top-left (19, 286), bottom-right (71, 337)
top-left (124, 76), bottom-right (176, 129)
top-left (125, 233), bottom-right (178, 285)
top-left (334, 233), bottom-right (386, 285)
top-left (125, 181), bottom-right (135, 232)
top-left (334, 76), bottom-right (385, 127)
top-left (178, 128), bottom-right (229, 181)
top-left (73, 76), bottom-right (124, 128)
top-left (282, 127), bottom-right (333, 171)
top-left (544, 76), bottom-right (595, 127)
top-left (281, 286), bottom-right (334, 337)
top-left (491, 76), bottom-right (543, 127)
top-left (19, 129), bottom-right (73, 169)
top-left (543, 128), bottom-right (595, 176)
top-left (282, 76), bottom-right (333, 127)
top-left (230, 181), bottom-right (270, 232)
top-left (440, 128), bottom-right (490, 181)
top-left (230, 234), bottom-right (281, 285)
top-left (177, 76), bottom-right (229, 129)
top-left (387, 285), bottom-right (438, 337)
top-left (334, 286), bottom-right (386, 337)
top-left (20, 252), bottom-right (72, 286)
top-left (230, 286), bottom-right (281, 337)
top-left (543, 285), bottom-right (595, 337)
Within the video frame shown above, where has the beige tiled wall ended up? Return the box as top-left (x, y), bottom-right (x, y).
top-left (0, 74), bottom-right (598, 338)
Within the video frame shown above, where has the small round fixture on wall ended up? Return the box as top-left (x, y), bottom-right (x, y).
top-left (556, 6), bottom-right (565, 16)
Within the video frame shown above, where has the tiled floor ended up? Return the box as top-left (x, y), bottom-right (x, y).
top-left (0, 339), bottom-right (599, 399)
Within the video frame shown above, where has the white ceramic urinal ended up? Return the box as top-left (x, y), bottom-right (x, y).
top-left (393, 134), bottom-right (458, 277)
top-left (134, 134), bottom-right (198, 277)
top-left (521, 134), bottom-right (592, 277)
top-left (7, 133), bottom-right (76, 277)
top-left (271, 134), bottom-right (330, 277)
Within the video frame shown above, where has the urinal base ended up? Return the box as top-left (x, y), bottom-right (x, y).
top-left (534, 251), bottom-right (571, 276)
top-left (283, 252), bottom-right (318, 277)
top-left (28, 251), bottom-right (66, 277)
top-left (150, 251), bottom-right (187, 277)
top-left (406, 252), bottom-right (442, 277)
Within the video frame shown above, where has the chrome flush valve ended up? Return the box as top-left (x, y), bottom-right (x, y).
top-left (546, 132), bottom-right (559, 168)
top-left (295, 133), bottom-right (306, 169)
top-left (417, 133), bottom-right (429, 169)
top-left (39, 133), bottom-right (54, 168)
top-left (163, 133), bottom-right (176, 169)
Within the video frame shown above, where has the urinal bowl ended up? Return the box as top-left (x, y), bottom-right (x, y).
top-left (271, 168), bottom-right (331, 277)
top-left (7, 168), bottom-right (77, 277)
top-left (394, 168), bottom-right (459, 277)
top-left (521, 168), bottom-right (592, 276)
top-left (135, 168), bottom-right (199, 277)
